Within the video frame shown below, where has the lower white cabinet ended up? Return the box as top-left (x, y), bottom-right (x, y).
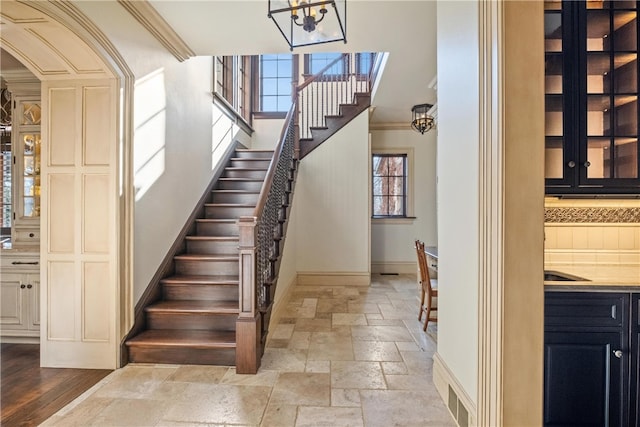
top-left (1, 252), bottom-right (40, 340)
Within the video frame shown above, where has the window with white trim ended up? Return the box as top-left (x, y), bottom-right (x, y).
top-left (213, 55), bottom-right (251, 123)
top-left (372, 153), bottom-right (408, 217)
top-left (255, 54), bottom-right (294, 114)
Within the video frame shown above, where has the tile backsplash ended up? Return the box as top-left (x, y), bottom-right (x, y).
top-left (544, 198), bottom-right (640, 267)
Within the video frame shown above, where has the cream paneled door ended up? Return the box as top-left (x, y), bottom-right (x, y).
top-left (40, 80), bottom-right (119, 368)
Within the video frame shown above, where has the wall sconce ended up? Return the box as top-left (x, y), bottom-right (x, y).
top-left (411, 103), bottom-right (435, 134)
top-left (268, 0), bottom-right (347, 50)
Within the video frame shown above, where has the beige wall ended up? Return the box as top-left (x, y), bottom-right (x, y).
top-left (132, 61), bottom-right (250, 302)
top-left (251, 118), bottom-right (286, 150)
top-left (370, 128), bottom-right (437, 273)
top-left (271, 197), bottom-right (298, 318)
top-left (501, 1), bottom-right (545, 423)
top-left (294, 111), bottom-right (370, 283)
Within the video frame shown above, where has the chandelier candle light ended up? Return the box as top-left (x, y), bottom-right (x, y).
top-left (268, 0), bottom-right (347, 50)
top-left (411, 103), bottom-right (435, 134)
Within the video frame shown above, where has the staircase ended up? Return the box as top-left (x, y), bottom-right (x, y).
top-left (298, 91), bottom-right (371, 159)
top-left (294, 53), bottom-right (384, 159)
top-left (125, 148), bottom-right (274, 365)
top-left (123, 52), bottom-right (385, 373)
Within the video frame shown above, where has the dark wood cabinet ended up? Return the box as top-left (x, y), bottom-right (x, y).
top-left (544, 291), bottom-right (633, 426)
top-left (545, 1), bottom-right (640, 194)
top-left (632, 293), bottom-right (640, 427)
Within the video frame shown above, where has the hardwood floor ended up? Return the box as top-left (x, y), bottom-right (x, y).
top-left (1, 343), bottom-right (112, 427)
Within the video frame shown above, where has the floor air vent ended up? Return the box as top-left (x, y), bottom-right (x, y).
top-left (448, 385), bottom-right (469, 427)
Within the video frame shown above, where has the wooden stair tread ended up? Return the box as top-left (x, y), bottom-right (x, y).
top-left (184, 236), bottom-right (239, 241)
top-left (211, 190), bottom-right (260, 194)
top-left (126, 330), bottom-right (236, 348)
top-left (204, 203), bottom-right (256, 207)
top-left (195, 218), bottom-right (236, 223)
top-left (174, 254), bottom-right (238, 261)
top-left (218, 177), bottom-right (264, 181)
top-left (147, 300), bottom-right (238, 314)
top-left (160, 275), bottom-right (239, 285)
top-left (224, 167), bottom-right (268, 171)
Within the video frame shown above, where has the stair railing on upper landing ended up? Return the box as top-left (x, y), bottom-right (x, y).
top-left (296, 52), bottom-right (385, 140)
top-left (236, 106), bottom-right (297, 374)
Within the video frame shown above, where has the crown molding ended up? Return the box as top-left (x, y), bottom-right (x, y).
top-left (1, 69), bottom-right (39, 84)
top-left (118, 0), bottom-right (195, 62)
top-left (369, 121), bottom-right (411, 131)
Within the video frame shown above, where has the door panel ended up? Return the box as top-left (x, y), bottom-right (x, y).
top-left (40, 80), bottom-right (118, 369)
top-left (0, 274), bottom-right (24, 327)
top-left (544, 331), bottom-right (626, 427)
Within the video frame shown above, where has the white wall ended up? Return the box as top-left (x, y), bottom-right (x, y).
top-left (272, 197), bottom-right (298, 316)
top-left (75, 3), bottom-right (250, 302)
top-left (370, 128), bottom-right (437, 273)
top-left (294, 112), bottom-right (370, 283)
top-left (251, 118), bottom-right (286, 150)
top-left (436, 0), bottom-right (480, 405)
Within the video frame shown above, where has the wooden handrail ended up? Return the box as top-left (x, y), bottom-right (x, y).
top-left (296, 53), bottom-right (350, 92)
top-left (252, 104), bottom-right (295, 218)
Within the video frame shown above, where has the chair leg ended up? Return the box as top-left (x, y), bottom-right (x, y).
top-left (423, 297), bottom-right (435, 331)
top-left (418, 288), bottom-right (425, 321)
top-left (423, 305), bottom-right (430, 331)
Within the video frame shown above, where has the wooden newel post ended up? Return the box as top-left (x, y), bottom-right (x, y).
top-left (236, 216), bottom-right (261, 374)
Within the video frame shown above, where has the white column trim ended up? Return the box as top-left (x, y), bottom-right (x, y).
top-left (477, 0), bottom-right (504, 425)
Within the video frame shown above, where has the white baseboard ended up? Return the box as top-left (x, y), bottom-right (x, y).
top-left (371, 261), bottom-right (417, 275)
top-left (1, 335), bottom-right (39, 344)
top-left (433, 352), bottom-right (477, 427)
top-left (296, 272), bottom-right (371, 286)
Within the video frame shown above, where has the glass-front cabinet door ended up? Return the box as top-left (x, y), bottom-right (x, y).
top-left (545, 0), bottom-right (640, 194)
top-left (545, 0), bottom-right (572, 186)
top-left (584, 1), bottom-right (638, 184)
top-left (19, 132), bottom-right (41, 219)
top-left (11, 94), bottom-right (41, 246)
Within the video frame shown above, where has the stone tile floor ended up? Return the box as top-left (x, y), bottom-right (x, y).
top-left (42, 274), bottom-right (453, 426)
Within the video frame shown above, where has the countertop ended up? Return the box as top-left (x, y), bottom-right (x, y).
top-left (544, 263), bottom-right (640, 291)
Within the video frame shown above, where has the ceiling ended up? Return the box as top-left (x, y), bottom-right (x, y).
top-left (0, 0), bottom-right (437, 125)
top-left (147, 0), bottom-right (438, 125)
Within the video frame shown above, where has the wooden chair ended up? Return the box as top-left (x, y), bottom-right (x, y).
top-left (415, 239), bottom-right (437, 331)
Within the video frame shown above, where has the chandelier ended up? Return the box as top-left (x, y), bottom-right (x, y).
top-left (411, 103), bottom-right (435, 134)
top-left (268, 0), bottom-right (347, 50)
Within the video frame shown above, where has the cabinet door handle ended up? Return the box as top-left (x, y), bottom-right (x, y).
top-left (26, 284), bottom-right (32, 289)
top-left (11, 261), bottom-right (39, 265)
top-left (613, 350), bottom-right (623, 359)
top-left (584, 161), bottom-right (591, 168)
top-left (20, 284), bottom-right (26, 289)
top-left (567, 161), bottom-right (576, 168)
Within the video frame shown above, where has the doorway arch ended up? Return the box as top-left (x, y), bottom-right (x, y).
top-left (1, 0), bottom-right (133, 368)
